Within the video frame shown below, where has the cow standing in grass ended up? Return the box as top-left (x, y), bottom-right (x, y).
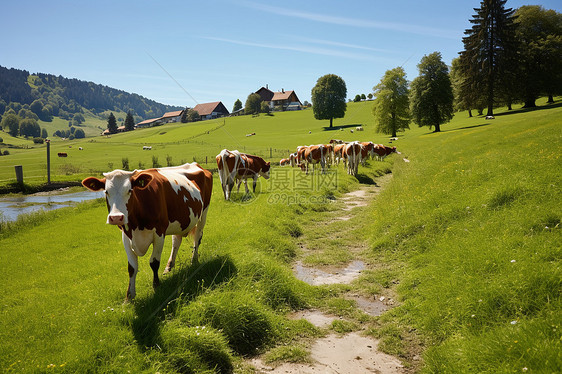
top-left (82, 163), bottom-right (212, 301)
top-left (216, 149), bottom-right (270, 199)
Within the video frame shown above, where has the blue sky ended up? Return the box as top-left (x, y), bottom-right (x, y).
top-left (2, 0), bottom-right (560, 112)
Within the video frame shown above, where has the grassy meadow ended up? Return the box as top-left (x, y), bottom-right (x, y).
top-left (0, 98), bottom-right (560, 373)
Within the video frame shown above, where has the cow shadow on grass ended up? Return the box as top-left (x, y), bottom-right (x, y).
top-left (130, 255), bottom-right (237, 347)
top-left (355, 172), bottom-right (376, 185)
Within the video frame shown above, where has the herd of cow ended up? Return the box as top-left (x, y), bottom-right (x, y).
top-left (82, 140), bottom-right (399, 301)
top-left (279, 139), bottom-right (399, 176)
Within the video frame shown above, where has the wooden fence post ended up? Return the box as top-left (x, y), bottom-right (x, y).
top-left (15, 165), bottom-right (23, 185)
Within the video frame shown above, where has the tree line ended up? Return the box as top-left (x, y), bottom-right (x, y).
top-left (0, 65), bottom-right (182, 124)
top-left (308, 3), bottom-right (561, 135)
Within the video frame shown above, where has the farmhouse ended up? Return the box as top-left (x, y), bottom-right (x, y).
top-left (255, 86), bottom-right (302, 111)
top-left (135, 109), bottom-right (186, 129)
top-left (192, 101), bottom-right (230, 121)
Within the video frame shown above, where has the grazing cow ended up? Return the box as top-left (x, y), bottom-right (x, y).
top-left (359, 142), bottom-right (375, 164)
top-left (373, 144), bottom-right (399, 161)
top-left (58, 152), bottom-right (68, 157)
top-left (343, 141), bottom-right (363, 175)
top-left (301, 144), bottom-right (326, 174)
top-left (323, 143), bottom-right (334, 165)
top-left (279, 158), bottom-right (291, 166)
top-left (333, 143), bottom-right (346, 165)
top-left (289, 152), bottom-right (298, 167)
top-left (329, 139), bottom-right (345, 144)
top-left (216, 149), bottom-right (270, 199)
top-left (82, 163), bottom-right (212, 301)
top-left (235, 153), bottom-right (271, 194)
top-left (485, 115), bottom-right (495, 120)
top-left (356, 126), bottom-right (364, 131)
top-left (216, 149), bottom-right (244, 200)
top-left (143, 146), bottom-right (152, 150)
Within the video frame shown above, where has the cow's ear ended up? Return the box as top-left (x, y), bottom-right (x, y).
top-left (82, 177), bottom-right (106, 191)
top-left (132, 173), bottom-right (153, 189)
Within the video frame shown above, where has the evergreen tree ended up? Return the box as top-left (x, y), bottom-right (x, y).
top-left (124, 111), bottom-right (135, 131)
top-left (459, 0), bottom-right (519, 116)
top-left (372, 67), bottom-right (410, 138)
top-left (410, 52), bottom-right (454, 133)
top-left (233, 99), bottom-right (242, 113)
top-left (107, 112), bottom-right (118, 134)
top-left (311, 74), bottom-right (347, 128)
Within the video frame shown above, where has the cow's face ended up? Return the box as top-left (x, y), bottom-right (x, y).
top-left (260, 162), bottom-right (271, 179)
top-left (82, 170), bottom-right (152, 226)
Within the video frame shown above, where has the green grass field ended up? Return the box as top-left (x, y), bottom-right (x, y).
top-left (0, 99), bottom-right (560, 373)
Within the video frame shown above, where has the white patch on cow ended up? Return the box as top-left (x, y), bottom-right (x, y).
top-left (129, 228), bottom-right (156, 257)
top-left (157, 164), bottom-right (203, 205)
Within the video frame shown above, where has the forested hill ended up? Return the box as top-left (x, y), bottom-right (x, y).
top-left (0, 65), bottom-right (182, 121)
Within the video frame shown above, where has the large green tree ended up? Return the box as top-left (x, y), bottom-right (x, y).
top-left (107, 112), bottom-right (118, 134)
top-left (515, 5), bottom-right (562, 106)
top-left (1, 112), bottom-right (20, 137)
top-left (410, 52), bottom-right (454, 133)
top-left (372, 67), bottom-right (410, 137)
top-left (244, 93), bottom-right (262, 115)
top-left (459, 0), bottom-right (519, 116)
top-left (311, 74), bottom-right (347, 128)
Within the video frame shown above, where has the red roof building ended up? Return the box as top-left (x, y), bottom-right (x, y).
top-left (192, 101), bottom-right (229, 120)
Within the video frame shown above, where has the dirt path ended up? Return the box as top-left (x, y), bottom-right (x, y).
top-left (250, 173), bottom-right (406, 374)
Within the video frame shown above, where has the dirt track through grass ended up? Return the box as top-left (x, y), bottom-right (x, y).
top-left (250, 172), bottom-right (407, 373)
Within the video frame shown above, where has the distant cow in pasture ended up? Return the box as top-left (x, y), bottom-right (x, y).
top-left (280, 158), bottom-right (291, 166)
top-left (58, 152), bottom-right (68, 157)
top-left (485, 116), bottom-right (495, 120)
top-left (373, 144), bottom-right (400, 161)
top-left (143, 146), bottom-right (152, 150)
top-left (356, 126), bottom-right (364, 131)
top-left (79, 147), bottom-right (83, 150)
top-left (82, 163), bottom-right (212, 301)
top-left (216, 149), bottom-right (271, 200)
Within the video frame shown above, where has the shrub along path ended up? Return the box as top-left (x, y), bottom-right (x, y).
top-left (249, 171), bottom-right (412, 373)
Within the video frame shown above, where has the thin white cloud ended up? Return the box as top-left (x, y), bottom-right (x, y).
top-left (288, 35), bottom-right (391, 53)
top-left (202, 36), bottom-right (395, 63)
top-left (239, 1), bottom-right (458, 40)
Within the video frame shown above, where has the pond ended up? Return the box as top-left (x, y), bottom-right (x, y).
top-left (0, 190), bottom-right (104, 222)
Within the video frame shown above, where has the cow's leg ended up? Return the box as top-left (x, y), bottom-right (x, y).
top-left (149, 235), bottom-right (165, 289)
top-left (191, 207), bottom-right (209, 264)
top-left (164, 235), bottom-right (182, 274)
top-left (122, 233), bottom-right (138, 302)
top-left (244, 179), bottom-right (250, 194)
top-left (252, 176), bottom-right (257, 193)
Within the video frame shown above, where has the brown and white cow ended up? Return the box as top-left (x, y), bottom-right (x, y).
top-left (216, 149), bottom-right (270, 199)
top-left (82, 163), bottom-right (212, 301)
top-left (373, 144), bottom-right (399, 161)
top-left (333, 143), bottom-right (346, 166)
top-left (279, 158), bottom-right (291, 166)
top-left (299, 144), bottom-right (326, 174)
top-left (343, 141), bottom-right (363, 175)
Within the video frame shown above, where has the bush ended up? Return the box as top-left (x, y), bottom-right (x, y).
top-left (152, 155), bottom-right (160, 168)
top-left (159, 323), bottom-right (234, 374)
top-left (0, 137), bottom-right (3, 143)
top-left (3, 150), bottom-right (9, 156)
top-left (33, 137), bottom-right (44, 144)
top-left (121, 157), bottom-right (129, 170)
top-left (178, 290), bottom-right (281, 355)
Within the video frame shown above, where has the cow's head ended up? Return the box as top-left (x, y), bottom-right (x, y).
top-left (82, 170), bottom-right (152, 226)
top-left (260, 162), bottom-right (271, 179)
